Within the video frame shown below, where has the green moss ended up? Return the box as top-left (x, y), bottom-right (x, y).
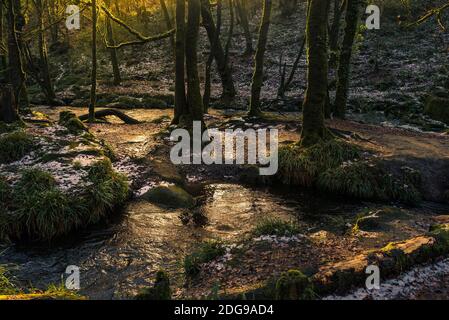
top-left (58, 111), bottom-right (87, 134)
top-left (424, 95), bottom-right (449, 124)
top-left (184, 241), bottom-right (225, 278)
top-left (253, 218), bottom-right (299, 237)
top-left (275, 270), bottom-right (315, 300)
top-left (0, 131), bottom-right (34, 164)
top-left (143, 185), bottom-right (194, 208)
top-left (353, 208), bottom-right (408, 232)
top-left (135, 270), bottom-right (171, 300)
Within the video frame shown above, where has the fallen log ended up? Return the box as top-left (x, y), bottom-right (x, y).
top-left (78, 109), bottom-right (140, 124)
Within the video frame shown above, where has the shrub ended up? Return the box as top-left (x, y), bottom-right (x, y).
top-left (253, 218), bottom-right (299, 237)
top-left (0, 131), bottom-right (34, 164)
top-left (184, 241), bottom-right (225, 278)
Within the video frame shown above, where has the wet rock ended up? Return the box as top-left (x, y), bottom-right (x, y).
top-left (143, 185), bottom-right (194, 208)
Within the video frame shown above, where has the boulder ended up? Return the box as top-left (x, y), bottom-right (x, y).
top-left (424, 95), bottom-right (449, 124)
top-left (143, 185), bottom-right (194, 208)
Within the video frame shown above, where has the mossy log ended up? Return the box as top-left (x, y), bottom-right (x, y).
top-left (78, 109), bottom-right (140, 124)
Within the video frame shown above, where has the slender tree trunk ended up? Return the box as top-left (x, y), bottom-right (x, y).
top-left (173, 0), bottom-right (187, 124)
top-left (334, 0), bottom-right (361, 118)
top-left (248, 0), bottom-right (272, 116)
top-left (279, 0), bottom-right (296, 17)
top-left (35, 0), bottom-right (56, 104)
top-left (203, 0), bottom-right (222, 111)
top-left (160, 0), bottom-right (175, 56)
top-left (0, 3), bottom-right (7, 82)
top-left (185, 0), bottom-right (203, 123)
top-left (105, 0), bottom-right (121, 85)
top-left (235, 0), bottom-right (253, 55)
top-left (89, 0), bottom-right (97, 122)
top-left (300, 0), bottom-right (331, 147)
top-left (6, 0), bottom-right (26, 110)
top-left (329, 0), bottom-right (346, 67)
top-left (224, 0), bottom-right (234, 64)
top-left (200, 0), bottom-right (236, 104)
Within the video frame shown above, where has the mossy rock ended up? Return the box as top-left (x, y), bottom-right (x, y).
top-left (143, 185), bottom-right (194, 208)
top-left (116, 96), bottom-right (143, 108)
top-left (424, 95), bottom-right (449, 124)
top-left (135, 270), bottom-right (171, 300)
top-left (275, 270), bottom-right (314, 300)
top-left (0, 131), bottom-right (34, 164)
top-left (354, 208), bottom-right (408, 232)
top-left (59, 111), bottom-right (87, 134)
top-left (140, 96), bottom-right (168, 108)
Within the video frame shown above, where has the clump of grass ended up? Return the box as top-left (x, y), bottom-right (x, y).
top-left (0, 131), bottom-right (34, 164)
top-left (135, 270), bottom-right (171, 300)
top-left (81, 158), bottom-right (129, 223)
top-left (278, 139), bottom-right (422, 204)
top-left (278, 139), bottom-right (361, 186)
top-left (253, 217), bottom-right (300, 237)
top-left (318, 161), bottom-right (421, 204)
top-left (0, 266), bottom-right (18, 295)
top-left (0, 158), bottom-right (129, 241)
top-left (184, 241), bottom-right (225, 278)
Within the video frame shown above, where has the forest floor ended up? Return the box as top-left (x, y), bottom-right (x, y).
top-left (3, 1), bottom-right (449, 299)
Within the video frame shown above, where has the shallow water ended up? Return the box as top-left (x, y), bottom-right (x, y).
top-left (0, 182), bottom-right (363, 299)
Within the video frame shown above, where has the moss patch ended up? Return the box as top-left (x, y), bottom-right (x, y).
top-left (275, 270), bottom-right (315, 300)
top-left (143, 185), bottom-right (194, 208)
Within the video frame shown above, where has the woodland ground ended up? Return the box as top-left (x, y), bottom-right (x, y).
top-left (2, 2), bottom-right (449, 299)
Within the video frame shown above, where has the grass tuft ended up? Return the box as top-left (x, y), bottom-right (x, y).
top-left (253, 218), bottom-right (300, 237)
top-left (184, 241), bottom-right (225, 278)
top-left (0, 131), bottom-right (34, 164)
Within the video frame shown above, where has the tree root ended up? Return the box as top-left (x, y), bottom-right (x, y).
top-left (79, 109), bottom-right (140, 124)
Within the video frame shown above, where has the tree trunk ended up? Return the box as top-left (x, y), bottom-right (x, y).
top-left (6, 0), bottom-right (27, 110)
top-left (0, 84), bottom-right (19, 123)
top-left (35, 0), bottom-right (57, 104)
top-left (173, 0), bottom-right (187, 124)
top-left (185, 0), bottom-right (204, 123)
top-left (300, 0), bottom-right (331, 147)
top-left (200, 0), bottom-right (236, 104)
top-left (203, 0), bottom-right (222, 111)
top-left (235, 0), bottom-right (253, 55)
top-left (248, 0), bottom-right (272, 116)
top-left (0, 3), bottom-right (7, 82)
top-left (89, 0), bottom-right (97, 122)
top-left (160, 0), bottom-right (176, 56)
top-left (279, 0), bottom-right (296, 17)
top-left (224, 0), bottom-right (234, 64)
top-left (334, 0), bottom-right (362, 119)
top-left (329, 0), bottom-right (346, 67)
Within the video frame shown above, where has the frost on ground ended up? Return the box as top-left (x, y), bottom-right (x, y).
top-left (324, 257), bottom-right (449, 300)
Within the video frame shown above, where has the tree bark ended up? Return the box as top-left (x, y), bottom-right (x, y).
top-left (105, 0), bottom-right (121, 85)
top-left (200, 0), bottom-right (236, 104)
top-left (79, 109), bottom-right (140, 124)
top-left (235, 0), bottom-right (253, 55)
top-left (329, 0), bottom-right (346, 68)
top-left (185, 0), bottom-right (204, 123)
top-left (34, 0), bottom-right (57, 104)
top-left (334, 0), bottom-right (362, 119)
top-left (6, 0), bottom-right (27, 110)
top-left (173, 0), bottom-right (187, 124)
top-left (224, 0), bottom-right (234, 64)
top-left (160, 0), bottom-right (176, 56)
top-left (0, 84), bottom-right (19, 123)
top-left (248, 0), bottom-right (272, 116)
top-left (89, 0), bottom-right (97, 122)
top-left (300, 0), bottom-right (331, 147)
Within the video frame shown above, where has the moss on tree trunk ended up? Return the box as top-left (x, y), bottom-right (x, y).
top-left (88, 0), bottom-right (97, 122)
top-left (300, 0), bottom-right (331, 147)
top-left (105, 0), bottom-right (121, 86)
top-left (248, 0), bottom-right (272, 116)
top-left (334, 0), bottom-right (362, 119)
